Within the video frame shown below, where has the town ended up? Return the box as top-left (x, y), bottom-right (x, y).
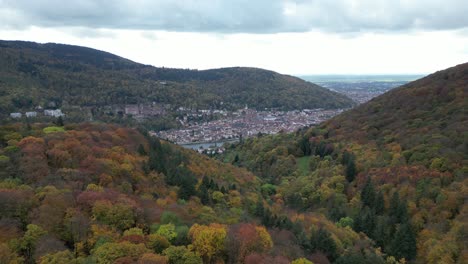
top-left (154, 107), bottom-right (344, 145)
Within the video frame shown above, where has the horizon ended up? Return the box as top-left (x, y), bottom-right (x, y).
top-left (1, 37), bottom-right (437, 76)
top-left (1, 1), bottom-right (467, 75)
top-left (0, 37), bottom-right (433, 77)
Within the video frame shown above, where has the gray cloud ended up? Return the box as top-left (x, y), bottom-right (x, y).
top-left (1, 0), bottom-right (467, 33)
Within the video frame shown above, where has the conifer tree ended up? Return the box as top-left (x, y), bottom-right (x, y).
top-left (374, 191), bottom-right (385, 215)
top-left (137, 144), bottom-right (146, 156)
top-left (361, 178), bottom-right (376, 208)
top-left (198, 184), bottom-right (210, 205)
top-left (310, 228), bottom-right (337, 261)
top-left (255, 200), bottom-right (264, 217)
top-left (389, 222), bottom-right (417, 261)
top-left (346, 157), bottom-right (357, 182)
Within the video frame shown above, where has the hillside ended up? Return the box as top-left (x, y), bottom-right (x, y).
top-left (0, 123), bottom-right (388, 263)
top-left (0, 40), bottom-right (354, 117)
top-left (219, 63), bottom-right (468, 263)
top-left (325, 62), bottom-right (467, 168)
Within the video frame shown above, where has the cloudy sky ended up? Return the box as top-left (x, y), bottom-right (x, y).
top-left (1, 0), bottom-right (468, 75)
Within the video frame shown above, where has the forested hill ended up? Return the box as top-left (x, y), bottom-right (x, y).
top-left (218, 63), bottom-right (467, 263)
top-left (325, 62), bottom-right (467, 152)
top-left (0, 123), bottom-right (387, 263)
top-left (0, 40), bottom-right (354, 114)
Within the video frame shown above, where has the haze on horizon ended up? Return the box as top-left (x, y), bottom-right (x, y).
top-left (1, 0), bottom-right (467, 75)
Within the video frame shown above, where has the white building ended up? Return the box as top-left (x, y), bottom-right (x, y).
top-left (44, 109), bottom-right (64, 117)
top-left (10, 113), bottom-right (22, 118)
top-left (25, 111), bottom-right (37, 118)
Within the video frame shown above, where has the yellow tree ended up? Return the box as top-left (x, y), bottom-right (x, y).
top-left (188, 223), bottom-right (227, 263)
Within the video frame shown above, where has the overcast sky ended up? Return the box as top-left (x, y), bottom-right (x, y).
top-left (1, 0), bottom-right (468, 75)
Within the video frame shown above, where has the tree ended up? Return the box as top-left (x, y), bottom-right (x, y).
top-left (291, 258), bottom-right (314, 264)
top-left (17, 137), bottom-right (49, 183)
top-left (20, 224), bottom-right (47, 261)
top-left (372, 215), bottom-right (391, 249)
top-left (389, 192), bottom-right (408, 231)
top-left (39, 250), bottom-right (74, 264)
top-left (148, 138), bottom-right (166, 174)
top-left (198, 184), bottom-right (210, 205)
top-left (389, 223), bottom-right (417, 261)
top-left (0, 243), bottom-right (24, 264)
top-left (361, 178), bottom-right (376, 208)
top-left (56, 116), bottom-right (64, 127)
top-left (233, 154), bottom-right (239, 164)
top-left (156, 224), bottom-right (177, 243)
top-left (138, 253), bottom-right (168, 264)
top-left (92, 241), bottom-right (150, 264)
top-left (188, 223), bottom-right (227, 263)
top-left (137, 144), bottom-right (147, 156)
top-left (226, 223), bottom-right (274, 262)
top-left (374, 191), bottom-right (385, 215)
top-left (299, 136), bottom-right (311, 156)
top-left (309, 228), bottom-right (337, 261)
top-left (162, 246), bottom-right (202, 264)
top-left (345, 156), bottom-right (357, 182)
top-left (92, 201), bottom-right (135, 231)
top-left (254, 200), bottom-right (265, 217)
top-left (354, 206), bottom-right (376, 236)
top-left (147, 234), bottom-right (170, 254)
top-left (336, 217), bottom-right (354, 228)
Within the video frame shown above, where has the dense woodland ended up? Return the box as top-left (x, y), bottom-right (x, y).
top-left (0, 40), bottom-right (354, 122)
top-left (219, 63), bottom-right (467, 264)
top-left (0, 41), bottom-right (466, 264)
top-left (0, 123), bottom-right (397, 264)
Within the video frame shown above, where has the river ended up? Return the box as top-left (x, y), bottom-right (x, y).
top-left (180, 139), bottom-right (238, 150)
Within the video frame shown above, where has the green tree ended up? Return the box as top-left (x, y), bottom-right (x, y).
top-left (346, 156), bottom-right (357, 182)
top-left (92, 201), bottom-right (135, 231)
top-left (389, 192), bottom-right (408, 229)
top-left (361, 178), bottom-right (376, 208)
top-left (147, 234), bottom-right (170, 253)
top-left (310, 228), bottom-right (337, 261)
top-left (148, 138), bottom-right (166, 174)
top-left (336, 217), bottom-right (354, 228)
top-left (254, 199), bottom-right (264, 217)
top-left (198, 184), bottom-right (210, 205)
top-left (354, 206), bottom-right (376, 236)
top-left (374, 191), bottom-right (385, 215)
top-left (156, 223), bottom-right (177, 242)
top-left (163, 246), bottom-right (202, 264)
top-left (373, 215), bottom-right (391, 249)
top-left (389, 223), bottom-right (417, 261)
top-left (137, 144), bottom-right (146, 156)
top-left (20, 224), bottom-right (47, 261)
top-left (55, 116), bottom-right (64, 127)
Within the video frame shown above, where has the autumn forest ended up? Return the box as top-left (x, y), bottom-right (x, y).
top-left (0, 41), bottom-right (466, 264)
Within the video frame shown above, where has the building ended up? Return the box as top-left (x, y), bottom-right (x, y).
top-left (44, 109), bottom-right (64, 117)
top-left (10, 113), bottom-right (22, 118)
top-left (124, 105), bottom-right (140, 116)
top-left (25, 111), bottom-right (37, 118)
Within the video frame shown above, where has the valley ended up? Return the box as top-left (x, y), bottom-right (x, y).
top-left (0, 39), bottom-right (466, 264)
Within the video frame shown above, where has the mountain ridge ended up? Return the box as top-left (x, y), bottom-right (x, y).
top-left (0, 40), bottom-right (354, 118)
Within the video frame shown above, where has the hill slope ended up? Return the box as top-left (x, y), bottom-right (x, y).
top-left (325, 62), bottom-right (467, 167)
top-left (219, 63), bottom-right (468, 263)
top-left (0, 40), bottom-right (354, 116)
top-left (0, 123), bottom-right (385, 263)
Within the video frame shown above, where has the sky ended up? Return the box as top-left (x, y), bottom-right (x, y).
top-left (1, 0), bottom-right (468, 75)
